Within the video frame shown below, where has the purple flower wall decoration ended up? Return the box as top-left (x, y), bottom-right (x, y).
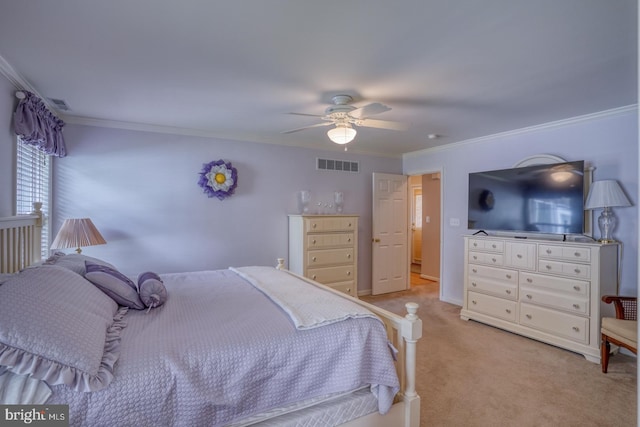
top-left (198, 160), bottom-right (238, 200)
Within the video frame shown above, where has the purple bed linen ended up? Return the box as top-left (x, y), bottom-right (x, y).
top-left (47, 269), bottom-right (399, 427)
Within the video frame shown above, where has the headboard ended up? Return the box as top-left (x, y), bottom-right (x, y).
top-left (0, 207), bottom-right (43, 274)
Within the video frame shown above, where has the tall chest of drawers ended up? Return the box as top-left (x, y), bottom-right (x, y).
top-left (460, 235), bottom-right (619, 363)
top-left (288, 215), bottom-right (358, 297)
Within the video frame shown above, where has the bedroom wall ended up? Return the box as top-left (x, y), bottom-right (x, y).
top-left (51, 124), bottom-right (402, 292)
top-left (403, 107), bottom-right (639, 304)
top-left (0, 76), bottom-right (16, 217)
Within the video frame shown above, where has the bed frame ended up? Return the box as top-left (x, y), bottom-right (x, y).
top-left (1, 215), bottom-right (421, 427)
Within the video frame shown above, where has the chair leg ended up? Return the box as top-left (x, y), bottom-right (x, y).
top-left (601, 334), bottom-right (610, 373)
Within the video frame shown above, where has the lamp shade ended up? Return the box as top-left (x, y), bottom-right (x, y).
top-left (50, 218), bottom-right (106, 253)
top-left (585, 180), bottom-right (632, 209)
top-left (327, 125), bottom-right (357, 144)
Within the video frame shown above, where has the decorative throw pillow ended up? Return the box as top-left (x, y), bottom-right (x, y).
top-left (138, 272), bottom-right (168, 309)
top-left (42, 252), bottom-right (116, 275)
top-left (85, 262), bottom-right (145, 310)
top-left (0, 265), bottom-right (126, 392)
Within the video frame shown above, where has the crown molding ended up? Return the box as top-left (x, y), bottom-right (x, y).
top-left (403, 104), bottom-right (638, 160)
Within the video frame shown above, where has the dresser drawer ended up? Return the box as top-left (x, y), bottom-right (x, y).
top-left (468, 291), bottom-right (517, 322)
top-left (468, 239), bottom-right (504, 252)
top-left (307, 248), bottom-right (354, 267)
top-left (468, 277), bottom-right (517, 300)
top-left (538, 259), bottom-right (590, 279)
top-left (305, 217), bottom-right (356, 233)
top-left (469, 251), bottom-right (504, 266)
top-left (505, 242), bottom-right (536, 270)
top-left (520, 286), bottom-right (589, 315)
top-left (307, 232), bottom-right (355, 249)
top-left (520, 303), bottom-right (589, 344)
top-left (539, 244), bottom-right (591, 263)
top-left (520, 272), bottom-right (589, 297)
top-left (468, 264), bottom-right (517, 285)
top-left (328, 281), bottom-right (356, 297)
top-left (306, 265), bottom-right (355, 284)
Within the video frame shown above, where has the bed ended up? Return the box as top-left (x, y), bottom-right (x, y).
top-left (0, 213), bottom-right (422, 427)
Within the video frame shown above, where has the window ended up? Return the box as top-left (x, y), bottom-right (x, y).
top-left (16, 139), bottom-right (51, 257)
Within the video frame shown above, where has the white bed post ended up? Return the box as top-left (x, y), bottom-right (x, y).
top-left (403, 302), bottom-right (422, 426)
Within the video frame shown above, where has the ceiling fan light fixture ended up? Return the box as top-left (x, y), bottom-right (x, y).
top-left (327, 125), bottom-right (357, 144)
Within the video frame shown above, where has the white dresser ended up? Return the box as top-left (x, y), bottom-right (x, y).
top-left (288, 215), bottom-right (358, 297)
top-left (460, 235), bottom-right (618, 363)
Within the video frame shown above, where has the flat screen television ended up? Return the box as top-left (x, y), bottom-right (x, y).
top-left (468, 160), bottom-right (585, 235)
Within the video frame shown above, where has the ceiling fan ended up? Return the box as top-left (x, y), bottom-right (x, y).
top-left (282, 95), bottom-right (407, 146)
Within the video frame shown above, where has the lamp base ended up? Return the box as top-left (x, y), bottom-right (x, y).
top-left (596, 207), bottom-right (617, 244)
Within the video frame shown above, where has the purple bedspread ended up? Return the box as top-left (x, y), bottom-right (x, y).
top-left (48, 269), bottom-right (399, 426)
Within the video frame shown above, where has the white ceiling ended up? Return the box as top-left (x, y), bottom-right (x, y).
top-left (0, 1), bottom-right (636, 157)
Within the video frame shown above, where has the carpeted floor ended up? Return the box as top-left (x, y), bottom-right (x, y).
top-left (362, 277), bottom-right (637, 427)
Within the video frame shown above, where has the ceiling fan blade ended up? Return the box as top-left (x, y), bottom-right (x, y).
top-left (287, 112), bottom-right (325, 118)
top-left (357, 118), bottom-right (408, 131)
top-left (349, 103), bottom-right (391, 119)
top-left (281, 122), bottom-right (333, 134)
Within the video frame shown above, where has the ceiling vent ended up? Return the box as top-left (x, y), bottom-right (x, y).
top-left (316, 158), bottom-right (359, 173)
top-left (48, 98), bottom-right (70, 111)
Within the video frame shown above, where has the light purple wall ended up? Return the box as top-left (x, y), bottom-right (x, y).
top-left (404, 108), bottom-right (638, 303)
top-left (52, 124), bottom-right (402, 292)
top-left (0, 77), bottom-right (16, 216)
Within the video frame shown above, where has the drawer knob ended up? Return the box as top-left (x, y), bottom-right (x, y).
top-left (527, 278), bottom-right (533, 283)
top-left (491, 257), bottom-right (497, 262)
top-left (312, 256), bottom-right (317, 261)
top-left (491, 244), bottom-right (497, 249)
top-left (312, 223), bottom-right (317, 228)
top-left (348, 238), bottom-right (352, 242)
top-left (473, 255), bottom-right (478, 260)
top-left (545, 265), bottom-right (552, 270)
top-left (347, 254), bottom-right (351, 259)
top-left (506, 290), bottom-right (511, 294)
top-left (573, 285), bottom-right (581, 291)
top-left (347, 271), bottom-right (351, 276)
top-left (517, 254), bottom-right (523, 259)
top-left (312, 239), bottom-right (317, 244)
top-left (573, 304), bottom-right (580, 309)
top-left (312, 275), bottom-right (317, 280)
top-left (473, 243), bottom-right (478, 247)
top-left (346, 288), bottom-right (351, 293)
top-left (506, 309), bottom-right (511, 314)
top-left (574, 268), bottom-right (581, 274)
top-left (526, 294), bottom-right (533, 299)
top-left (506, 274), bottom-right (512, 279)
top-left (546, 249), bottom-right (552, 254)
top-left (526, 314), bottom-right (532, 319)
top-left (471, 282), bottom-right (477, 287)
top-left (472, 268), bottom-right (477, 273)
top-left (572, 326), bottom-right (580, 332)
top-left (574, 252), bottom-right (581, 257)
top-left (472, 300), bottom-right (477, 305)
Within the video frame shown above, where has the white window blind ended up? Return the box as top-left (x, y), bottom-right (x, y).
top-left (16, 140), bottom-right (50, 257)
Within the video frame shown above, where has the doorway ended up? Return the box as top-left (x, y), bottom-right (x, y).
top-left (409, 172), bottom-right (441, 288)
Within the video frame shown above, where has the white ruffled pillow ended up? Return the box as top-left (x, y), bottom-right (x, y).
top-left (0, 265), bottom-right (127, 392)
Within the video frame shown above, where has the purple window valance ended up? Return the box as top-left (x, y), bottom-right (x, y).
top-left (13, 91), bottom-right (67, 157)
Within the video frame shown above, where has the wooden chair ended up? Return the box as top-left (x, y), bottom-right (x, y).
top-left (601, 295), bottom-right (637, 373)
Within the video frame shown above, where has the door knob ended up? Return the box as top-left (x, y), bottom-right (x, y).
top-left (373, 238), bottom-right (381, 243)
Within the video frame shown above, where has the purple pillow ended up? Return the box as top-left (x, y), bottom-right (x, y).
top-left (138, 272), bottom-right (168, 309)
top-left (84, 262), bottom-right (145, 310)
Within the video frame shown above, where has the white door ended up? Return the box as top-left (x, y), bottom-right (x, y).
top-left (372, 173), bottom-right (409, 295)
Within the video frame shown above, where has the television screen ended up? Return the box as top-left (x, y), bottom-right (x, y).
top-left (468, 161), bottom-right (585, 235)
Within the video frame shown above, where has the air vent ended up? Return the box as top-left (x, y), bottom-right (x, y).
top-left (316, 158), bottom-right (359, 173)
top-left (48, 98), bottom-right (70, 111)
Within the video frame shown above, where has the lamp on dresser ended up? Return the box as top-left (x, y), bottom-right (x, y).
top-left (50, 218), bottom-right (106, 254)
top-left (585, 180), bottom-right (632, 243)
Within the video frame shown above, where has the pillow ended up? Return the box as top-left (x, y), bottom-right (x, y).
top-left (42, 252), bottom-right (115, 275)
top-left (0, 265), bottom-right (126, 392)
top-left (137, 272), bottom-right (168, 309)
top-left (85, 262), bottom-right (145, 310)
